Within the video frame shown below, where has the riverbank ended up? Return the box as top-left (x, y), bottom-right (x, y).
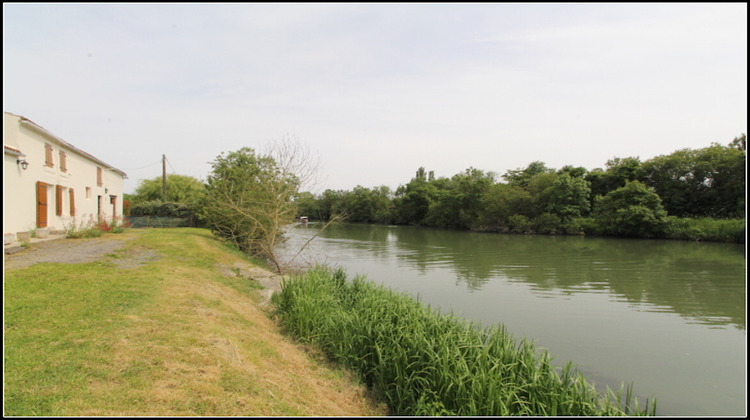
top-left (275, 266), bottom-right (656, 416)
top-left (3, 228), bottom-right (387, 416)
top-left (307, 216), bottom-right (746, 243)
top-left (276, 222), bottom-right (745, 415)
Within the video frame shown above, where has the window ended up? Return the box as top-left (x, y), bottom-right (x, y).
top-left (86, 187), bottom-right (91, 199)
top-left (69, 188), bottom-right (76, 216)
top-left (97, 167), bottom-right (103, 186)
top-left (56, 185), bottom-right (63, 216)
top-left (45, 144), bottom-right (54, 167)
top-left (59, 150), bottom-right (67, 172)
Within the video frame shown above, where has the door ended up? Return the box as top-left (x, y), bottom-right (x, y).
top-left (110, 195), bottom-right (117, 221)
top-left (36, 181), bottom-right (49, 228)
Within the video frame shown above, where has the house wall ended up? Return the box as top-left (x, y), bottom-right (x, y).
top-left (4, 148), bottom-right (36, 235)
top-left (3, 112), bottom-right (127, 238)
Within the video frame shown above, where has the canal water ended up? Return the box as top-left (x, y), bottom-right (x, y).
top-left (276, 223), bottom-right (746, 416)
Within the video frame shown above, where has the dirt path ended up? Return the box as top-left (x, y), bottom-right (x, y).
top-left (3, 230), bottom-right (283, 305)
top-left (3, 235), bottom-right (134, 270)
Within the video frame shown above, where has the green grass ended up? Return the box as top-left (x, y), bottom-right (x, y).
top-left (4, 261), bottom-right (158, 415)
top-left (4, 228), bottom-right (387, 416)
top-left (274, 266), bottom-right (657, 416)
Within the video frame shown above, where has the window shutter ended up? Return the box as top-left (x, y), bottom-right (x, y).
top-left (59, 150), bottom-right (67, 172)
top-left (56, 185), bottom-right (63, 216)
top-left (45, 144), bottom-right (54, 167)
top-left (69, 188), bottom-right (76, 216)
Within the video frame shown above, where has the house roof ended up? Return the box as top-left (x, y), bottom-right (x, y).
top-left (4, 145), bottom-right (25, 157)
top-left (5, 112), bottom-right (127, 178)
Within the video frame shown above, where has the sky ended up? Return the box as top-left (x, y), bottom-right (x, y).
top-left (3, 3), bottom-right (747, 195)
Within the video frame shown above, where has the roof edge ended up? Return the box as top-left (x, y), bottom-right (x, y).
top-left (6, 111), bottom-right (128, 178)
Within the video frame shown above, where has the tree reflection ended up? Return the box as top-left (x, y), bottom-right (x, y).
top-left (315, 224), bottom-right (746, 330)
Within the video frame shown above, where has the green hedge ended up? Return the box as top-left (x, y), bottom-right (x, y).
top-left (128, 201), bottom-right (197, 218)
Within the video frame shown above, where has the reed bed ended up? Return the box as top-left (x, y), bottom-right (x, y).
top-left (274, 266), bottom-right (656, 416)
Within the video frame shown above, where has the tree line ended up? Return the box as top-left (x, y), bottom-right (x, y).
top-left (295, 135), bottom-right (746, 242)
top-left (124, 135), bottom-right (745, 269)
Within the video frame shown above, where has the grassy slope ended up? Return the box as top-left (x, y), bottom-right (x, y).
top-left (3, 228), bottom-right (387, 416)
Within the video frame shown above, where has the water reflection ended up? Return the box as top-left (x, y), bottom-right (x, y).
top-left (288, 223), bottom-right (746, 330)
top-left (279, 223), bottom-right (746, 415)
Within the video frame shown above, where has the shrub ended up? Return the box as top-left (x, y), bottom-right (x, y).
top-left (508, 214), bottom-right (532, 234)
top-left (561, 218), bottom-right (585, 235)
top-left (664, 217), bottom-right (745, 243)
top-left (533, 213), bottom-right (562, 234)
top-left (97, 216), bottom-right (132, 233)
top-left (594, 181), bottom-right (668, 238)
top-left (64, 219), bottom-right (103, 238)
top-left (575, 217), bottom-right (603, 236)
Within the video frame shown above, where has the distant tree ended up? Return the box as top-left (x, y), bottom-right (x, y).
top-left (132, 174), bottom-right (204, 204)
top-left (526, 172), bottom-right (559, 217)
top-left (542, 173), bottom-right (591, 220)
top-left (605, 157), bottom-right (642, 183)
top-left (317, 189), bottom-right (348, 222)
top-left (342, 186), bottom-right (388, 223)
top-left (425, 168), bottom-right (495, 229)
top-left (478, 183), bottom-right (533, 231)
top-left (294, 191), bottom-right (319, 219)
top-left (370, 185), bottom-right (395, 224)
top-left (503, 161), bottom-right (554, 188)
top-left (594, 181), bottom-right (668, 237)
top-left (638, 141), bottom-right (745, 218)
top-left (557, 165), bottom-right (588, 178)
top-left (394, 168), bottom-right (440, 225)
top-left (585, 157), bottom-right (641, 201)
top-left (729, 133), bottom-right (746, 151)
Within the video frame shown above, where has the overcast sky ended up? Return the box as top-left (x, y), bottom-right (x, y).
top-left (3, 3), bottom-right (747, 194)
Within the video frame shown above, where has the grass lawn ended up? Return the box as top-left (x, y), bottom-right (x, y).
top-left (3, 228), bottom-right (386, 416)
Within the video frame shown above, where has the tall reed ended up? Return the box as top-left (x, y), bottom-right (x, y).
top-left (274, 266), bottom-right (656, 416)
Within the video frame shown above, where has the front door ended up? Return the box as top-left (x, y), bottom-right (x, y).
top-left (36, 181), bottom-right (48, 227)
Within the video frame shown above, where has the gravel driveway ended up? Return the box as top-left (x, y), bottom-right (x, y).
top-left (3, 231), bottom-right (158, 271)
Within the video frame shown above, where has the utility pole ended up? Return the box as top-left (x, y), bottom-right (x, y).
top-left (162, 154), bottom-right (167, 202)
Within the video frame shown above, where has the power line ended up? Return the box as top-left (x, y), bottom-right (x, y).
top-left (121, 159), bottom-right (162, 171)
top-left (165, 156), bottom-right (178, 174)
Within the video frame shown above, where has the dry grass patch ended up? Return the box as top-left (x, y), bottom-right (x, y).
top-left (5, 228), bottom-right (387, 417)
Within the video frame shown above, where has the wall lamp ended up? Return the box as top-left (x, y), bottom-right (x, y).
top-left (17, 159), bottom-right (29, 170)
top-left (104, 187), bottom-right (109, 194)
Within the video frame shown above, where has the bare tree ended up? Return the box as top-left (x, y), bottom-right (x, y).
top-left (201, 136), bottom-right (333, 274)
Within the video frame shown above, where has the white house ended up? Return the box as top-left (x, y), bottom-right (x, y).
top-left (3, 112), bottom-right (127, 240)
